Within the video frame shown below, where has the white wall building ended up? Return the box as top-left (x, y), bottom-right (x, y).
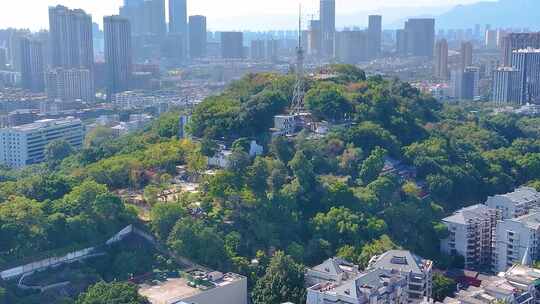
top-left (0, 117), bottom-right (83, 168)
top-left (304, 253), bottom-right (434, 304)
top-left (46, 68), bottom-right (95, 102)
top-left (368, 250), bottom-right (433, 303)
top-left (493, 212), bottom-right (540, 273)
top-left (139, 270), bottom-right (247, 304)
top-left (305, 257), bottom-right (361, 288)
top-left (307, 268), bottom-right (408, 304)
top-left (486, 186), bottom-right (540, 219)
top-left (440, 204), bottom-right (501, 270)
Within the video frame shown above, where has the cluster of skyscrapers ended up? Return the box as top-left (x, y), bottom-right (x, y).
top-left (12, 0), bottom-right (211, 102)
top-left (493, 33), bottom-right (540, 104)
top-left (432, 25), bottom-right (540, 104)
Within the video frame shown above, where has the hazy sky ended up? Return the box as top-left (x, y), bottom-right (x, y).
top-left (1, 0), bottom-right (489, 31)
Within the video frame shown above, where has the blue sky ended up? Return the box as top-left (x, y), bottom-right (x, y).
top-left (0, 0), bottom-right (490, 30)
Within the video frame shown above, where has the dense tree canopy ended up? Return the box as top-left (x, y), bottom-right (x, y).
top-left (76, 281), bottom-right (149, 304)
top-left (5, 66), bottom-right (540, 303)
top-left (252, 251), bottom-right (306, 304)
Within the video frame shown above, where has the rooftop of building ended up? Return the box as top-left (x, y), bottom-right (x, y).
top-left (5, 117), bottom-right (81, 133)
top-left (138, 269), bottom-right (244, 304)
top-left (443, 265), bottom-right (540, 303)
top-left (0, 88), bottom-right (47, 102)
top-left (514, 47), bottom-right (540, 53)
top-left (309, 257), bottom-right (360, 279)
top-left (509, 211), bottom-right (540, 229)
top-left (488, 186), bottom-right (540, 205)
top-left (367, 250), bottom-right (432, 275)
top-left (308, 268), bottom-right (404, 299)
top-left (495, 66), bottom-right (519, 72)
top-left (503, 264), bottom-right (540, 288)
top-left (444, 286), bottom-right (497, 304)
top-left (442, 204), bottom-right (496, 225)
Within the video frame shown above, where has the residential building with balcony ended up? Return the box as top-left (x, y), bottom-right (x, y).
top-left (493, 211), bottom-right (540, 273)
top-left (305, 257), bottom-right (361, 288)
top-left (367, 250), bottom-right (433, 303)
top-left (486, 186), bottom-right (540, 219)
top-left (440, 204), bottom-right (501, 270)
top-left (306, 268), bottom-right (408, 304)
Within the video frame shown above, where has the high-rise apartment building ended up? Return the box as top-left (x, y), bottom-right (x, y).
top-left (494, 212), bottom-right (540, 273)
top-left (20, 37), bottom-right (44, 92)
top-left (308, 20), bottom-right (322, 57)
top-left (119, 0), bottom-right (144, 35)
top-left (266, 39), bottom-right (279, 63)
top-left (104, 16), bottom-right (132, 99)
top-left (250, 40), bottom-right (266, 61)
top-left (485, 29), bottom-right (498, 49)
top-left (367, 15), bottom-right (382, 60)
top-left (395, 29), bottom-right (407, 56)
top-left (493, 67), bottom-right (523, 104)
top-left (512, 48), bottom-right (540, 104)
top-left (461, 41), bottom-right (473, 70)
top-left (48, 5), bottom-right (94, 70)
top-left (502, 32), bottom-right (540, 66)
top-left (434, 39), bottom-right (449, 79)
top-left (403, 18), bottom-right (435, 58)
top-left (486, 186), bottom-right (540, 220)
top-left (119, 0), bottom-right (166, 37)
top-left (336, 30), bottom-right (368, 64)
top-left (147, 0), bottom-right (166, 37)
top-left (0, 47), bottom-right (8, 70)
top-left (451, 67), bottom-right (479, 100)
top-left (169, 0), bottom-right (187, 36)
top-left (169, 0), bottom-right (187, 57)
top-left (189, 15), bottom-right (207, 59)
top-left (46, 68), bottom-right (94, 102)
top-left (441, 204), bottom-right (501, 270)
top-left (320, 0), bottom-right (335, 58)
top-left (220, 32), bottom-right (244, 59)
top-left (0, 118), bottom-right (84, 168)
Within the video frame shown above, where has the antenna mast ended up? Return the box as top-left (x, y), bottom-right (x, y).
top-left (290, 3), bottom-right (305, 115)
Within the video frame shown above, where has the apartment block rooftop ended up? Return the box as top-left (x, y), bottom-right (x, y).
top-left (488, 186), bottom-right (540, 206)
top-left (138, 268), bottom-right (246, 304)
top-left (307, 268), bottom-right (406, 302)
top-left (7, 117), bottom-right (80, 133)
top-left (368, 250), bottom-right (433, 275)
top-left (511, 211), bottom-right (540, 230)
top-left (442, 204), bottom-right (496, 225)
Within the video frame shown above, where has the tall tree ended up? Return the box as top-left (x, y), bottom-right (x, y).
top-left (76, 281), bottom-right (149, 304)
top-left (252, 251), bottom-right (306, 304)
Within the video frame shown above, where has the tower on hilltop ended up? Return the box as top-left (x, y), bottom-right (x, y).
top-left (290, 4), bottom-right (306, 115)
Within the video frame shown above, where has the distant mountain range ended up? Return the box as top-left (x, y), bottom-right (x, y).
top-left (207, 0), bottom-right (538, 31)
top-left (436, 0), bottom-right (540, 29)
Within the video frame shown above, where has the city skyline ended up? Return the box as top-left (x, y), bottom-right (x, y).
top-left (1, 0), bottom-right (493, 31)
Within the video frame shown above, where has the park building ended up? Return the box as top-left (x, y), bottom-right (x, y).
top-left (0, 117), bottom-right (83, 168)
top-left (440, 204), bottom-right (501, 270)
